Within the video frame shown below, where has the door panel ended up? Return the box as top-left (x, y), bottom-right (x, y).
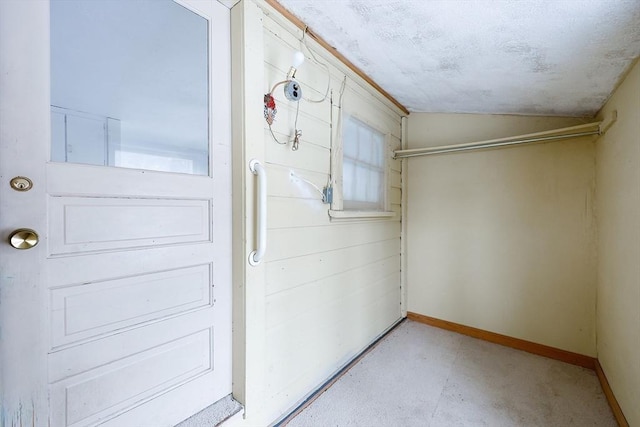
top-left (50, 264), bottom-right (212, 347)
top-left (48, 308), bottom-right (216, 383)
top-left (50, 329), bottom-right (212, 427)
top-left (0, 1), bottom-right (232, 426)
top-left (48, 196), bottom-right (211, 254)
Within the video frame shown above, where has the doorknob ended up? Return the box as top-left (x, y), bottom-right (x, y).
top-left (8, 228), bottom-right (39, 250)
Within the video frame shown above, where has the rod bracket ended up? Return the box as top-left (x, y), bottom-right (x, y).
top-left (599, 110), bottom-right (617, 135)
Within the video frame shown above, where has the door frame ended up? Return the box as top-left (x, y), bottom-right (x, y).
top-left (229, 0), bottom-right (271, 423)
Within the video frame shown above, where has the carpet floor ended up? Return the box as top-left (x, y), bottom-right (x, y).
top-left (286, 320), bottom-right (616, 427)
top-left (177, 394), bottom-right (242, 427)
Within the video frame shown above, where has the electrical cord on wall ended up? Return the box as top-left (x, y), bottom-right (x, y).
top-left (328, 75), bottom-right (348, 190)
top-left (266, 27), bottom-right (329, 149)
top-left (267, 81), bottom-right (302, 147)
top-left (290, 170), bottom-right (325, 199)
top-left (292, 101), bottom-right (301, 150)
top-left (300, 27), bottom-right (330, 104)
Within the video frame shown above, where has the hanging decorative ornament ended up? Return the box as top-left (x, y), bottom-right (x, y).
top-left (264, 93), bottom-right (277, 125)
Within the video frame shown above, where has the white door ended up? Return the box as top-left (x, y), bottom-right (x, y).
top-left (0, 1), bottom-right (232, 426)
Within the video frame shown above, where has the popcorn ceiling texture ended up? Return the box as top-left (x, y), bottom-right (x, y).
top-left (276, 0), bottom-right (640, 116)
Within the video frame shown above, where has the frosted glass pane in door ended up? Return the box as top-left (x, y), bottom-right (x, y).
top-left (50, 0), bottom-right (209, 175)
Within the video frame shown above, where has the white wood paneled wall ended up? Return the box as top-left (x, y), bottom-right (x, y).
top-left (236, 1), bottom-right (405, 423)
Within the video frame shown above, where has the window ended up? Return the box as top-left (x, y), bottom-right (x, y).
top-left (342, 115), bottom-right (386, 210)
top-left (329, 112), bottom-right (395, 220)
top-left (50, 0), bottom-right (209, 175)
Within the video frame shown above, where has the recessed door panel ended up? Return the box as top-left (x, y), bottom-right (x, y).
top-left (48, 196), bottom-right (211, 255)
top-left (50, 329), bottom-right (212, 427)
top-left (50, 264), bottom-right (212, 347)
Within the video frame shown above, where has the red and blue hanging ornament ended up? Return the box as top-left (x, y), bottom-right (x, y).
top-left (264, 93), bottom-right (277, 125)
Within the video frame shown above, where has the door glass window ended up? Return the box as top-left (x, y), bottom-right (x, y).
top-left (50, 0), bottom-right (209, 175)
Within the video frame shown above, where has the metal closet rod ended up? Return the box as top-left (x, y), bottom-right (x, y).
top-left (394, 112), bottom-right (617, 159)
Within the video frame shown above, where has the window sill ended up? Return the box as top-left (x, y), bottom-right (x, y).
top-left (328, 210), bottom-right (396, 221)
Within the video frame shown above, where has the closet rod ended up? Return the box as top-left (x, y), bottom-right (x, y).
top-left (394, 118), bottom-right (612, 159)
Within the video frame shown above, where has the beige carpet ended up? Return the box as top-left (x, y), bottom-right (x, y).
top-left (177, 394), bottom-right (242, 427)
top-left (286, 320), bottom-right (616, 427)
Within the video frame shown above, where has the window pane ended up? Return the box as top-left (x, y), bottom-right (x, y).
top-left (342, 115), bottom-right (386, 210)
top-left (372, 133), bottom-right (384, 167)
top-left (358, 127), bottom-right (372, 164)
top-left (368, 170), bottom-right (382, 204)
top-left (50, 0), bottom-right (209, 175)
top-left (355, 165), bottom-right (368, 201)
top-left (343, 118), bottom-right (358, 159)
top-left (115, 150), bottom-right (194, 175)
top-left (343, 160), bottom-right (355, 201)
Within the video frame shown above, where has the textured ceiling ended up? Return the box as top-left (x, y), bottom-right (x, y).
top-left (276, 0), bottom-right (640, 116)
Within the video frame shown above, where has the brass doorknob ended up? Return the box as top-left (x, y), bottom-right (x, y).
top-left (9, 228), bottom-right (39, 250)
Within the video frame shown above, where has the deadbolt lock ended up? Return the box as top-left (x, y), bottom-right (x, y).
top-left (9, 228), bottom-right (39, 250)
top-left (10, 176), bottom-right (33, 192)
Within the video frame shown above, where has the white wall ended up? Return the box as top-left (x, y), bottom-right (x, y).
top-left (232, 1), bottom-right (404, 424)
top-left (596, 59), bottom-right (640, 426)
top-left (406, 113), bottom-right (598, 356)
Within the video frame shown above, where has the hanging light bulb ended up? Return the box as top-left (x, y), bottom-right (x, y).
top-left (284, 51), bottom-right (304, 101)
top-left (292, 51), bottom-right (305, 68)
top-left (288, 51), bottom-right (305, 79)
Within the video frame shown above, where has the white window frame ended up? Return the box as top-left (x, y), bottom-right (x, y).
top-left (329, 109), bottom-right (395, 220)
